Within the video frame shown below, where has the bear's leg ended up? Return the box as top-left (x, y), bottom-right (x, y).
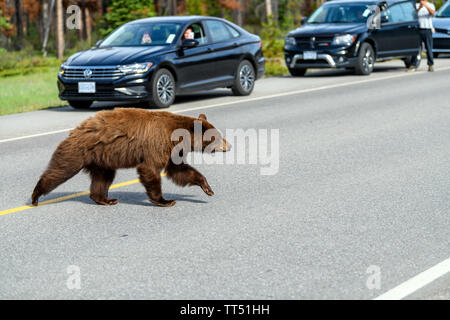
top-left (137, 165), bottom-right (176, 207)
top-left (165, 160), bottom-right (214, 196)
top-left (87, 166), bottom-right (118, 205)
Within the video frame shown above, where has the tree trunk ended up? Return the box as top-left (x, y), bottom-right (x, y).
top-left (14, 0), bottom-right (23, 49)
top-left (56, 0), bottom-right (64, 59)
top-left (265, 0), bottom-right (272, 21)
top-left (84, 7), bottom-right (91, 45)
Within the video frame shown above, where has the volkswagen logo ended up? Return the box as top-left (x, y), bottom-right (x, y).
top-left (84, 68), bottom-right (93, 79)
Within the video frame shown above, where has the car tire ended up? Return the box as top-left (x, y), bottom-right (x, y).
top-left (232, 60), bottom-right (256, 96)
top-left (354, 42), bottom-right (375, 75)
top-left (404, 44), bottom-right (423, 69)
top-left (288, 67), bottom-right (307, 77)
top-left (149, 68), bottom-right (176, 108)
top-left (68, 100), bottom-right (93, 109)
top-left (433, 52), bottom-right (439, 59)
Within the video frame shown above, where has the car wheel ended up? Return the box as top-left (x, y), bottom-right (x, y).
top-left (68, 100), bottom-right (93, 109)
top-left (404, 44), bottom-right (422, 69)
top-left (232, 60), bottom-right (255, 96)
top-left (433, 52), bottom-right (439, 59)
top-left (149, 68), bottom-right (176, 108)
top-left (288, 67), bottom-right (307, 77)
top-left (354, 42), bottom-right (375, 75)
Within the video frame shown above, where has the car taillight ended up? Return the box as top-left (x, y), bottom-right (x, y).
top-left (259, 41), bottom-right (262, 49)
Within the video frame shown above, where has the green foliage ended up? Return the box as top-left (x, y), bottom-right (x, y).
top-left (0, 9), bottom-right (13, 31)
top-left (265, 60), bottom-right (288, 76)
top-left (186, 0), bottom-right (205, 15)
top-left (260, 16), bottom-right (285, 61)
top-left (101, 0), bottom-right (156, 36)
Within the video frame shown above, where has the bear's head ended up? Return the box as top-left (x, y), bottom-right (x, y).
top-left (191, 114), bottom-right (231, 153)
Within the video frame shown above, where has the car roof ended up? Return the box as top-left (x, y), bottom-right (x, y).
top-left (325, 0), bottom-right (413, 6)
top-left (129, 15), bottom-right (226, 25)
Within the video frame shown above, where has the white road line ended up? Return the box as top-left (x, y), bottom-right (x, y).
top-left (374, 257), bottom-right (450, 300)
top-left (1, 65), bottom-right (450, 144)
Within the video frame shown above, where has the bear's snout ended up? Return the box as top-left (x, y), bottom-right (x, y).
top-left (220, 140), bottom-right (232, 152)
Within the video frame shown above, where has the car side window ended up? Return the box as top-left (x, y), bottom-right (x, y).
top-left (205, 20), bottom-right (233, 43)
top-left (225, 24), bottom-right (240, 38)
top-left (383, 3), bottom-right (407, 23)
top-left (399, 1), bottom-right (417, 21)
top-left (184, 23), bottom-right (208, 45)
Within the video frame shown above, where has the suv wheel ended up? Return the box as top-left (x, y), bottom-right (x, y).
top-left (355, 43), bottom-right (375, 75)
top-left (149, 68), bottom-right (176, 108)
top-left (288, 67), bottom-right (307, 77)
top-left (232, 60), bottom-right (255, 96)
top-left (68, 100), bottom-right (93, 109)
top-left (404, 44), bottom-right (422, 69)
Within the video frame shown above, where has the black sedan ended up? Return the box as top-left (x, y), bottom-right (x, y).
top-left (433, 1), bottom-right (450, 58)
top-left (58, 16), bottom-right (265, 109)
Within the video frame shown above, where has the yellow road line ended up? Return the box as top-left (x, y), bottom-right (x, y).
top-left (0, 173), bottom-right (167, 217)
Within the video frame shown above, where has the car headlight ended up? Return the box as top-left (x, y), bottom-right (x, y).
top-left (332, 34), bottom-right (356, 46)
top-left (119, 62), bottom-right (152, 75)
top-left (285, 36), bottom-right (296, 46)
top-left (59, 62), bottom-right (67, 75)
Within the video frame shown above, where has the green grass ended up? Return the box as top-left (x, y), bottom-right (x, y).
top-left (0, 66), bottom-right (67, 116)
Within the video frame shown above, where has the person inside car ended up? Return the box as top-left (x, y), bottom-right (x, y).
top-left (410, 0), bottom-right (436, 72)
top-left (183, 27), bottom-right (195, 40)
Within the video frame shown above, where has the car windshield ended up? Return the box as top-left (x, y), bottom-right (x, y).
top-left (307, 3), bottom-right (373, 23)
top-left (436, 2), bottom-right (450, 17)
top-left (100, 23), bottom-right (182, 47)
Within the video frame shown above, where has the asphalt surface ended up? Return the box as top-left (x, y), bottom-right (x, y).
top-left (0, 59), bottom-right (449, 299)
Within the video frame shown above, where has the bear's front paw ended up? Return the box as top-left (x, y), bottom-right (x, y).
top-left (201, 185), bottom-right (214, 196)
top-left (150, 199), bottom-right (176, 207)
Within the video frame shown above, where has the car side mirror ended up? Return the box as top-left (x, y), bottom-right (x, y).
top-left (301, 17), bottom-right (308, 25)
top-left (182, 39), bottom-right (199, 48)
top-left (96, 40), bottom-right (103, 47)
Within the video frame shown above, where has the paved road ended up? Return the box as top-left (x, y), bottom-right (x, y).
top-left (0, 59), bottom-right (449, 299)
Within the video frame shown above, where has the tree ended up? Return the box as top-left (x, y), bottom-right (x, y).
top-left (56, 0), bottom-right (63, 59)
top-left (101, 0), bottom-right (156, 36)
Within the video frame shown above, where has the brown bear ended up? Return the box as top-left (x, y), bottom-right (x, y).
top-left (31, 108), bottom-right (231, 207)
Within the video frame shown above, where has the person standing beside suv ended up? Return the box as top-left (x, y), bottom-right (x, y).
top-left (413, 0), bottom-right (436, 72)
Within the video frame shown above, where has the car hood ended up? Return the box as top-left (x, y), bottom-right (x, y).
top-left (66, 46), bottom-right (168, 66)
top-left (433, 17), bottom-right (450, 29)
top-left (288, 23), bottom-right (367, 37)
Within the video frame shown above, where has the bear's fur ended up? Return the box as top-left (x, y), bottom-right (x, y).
top-left (31, 108), bottom-right (231, 207)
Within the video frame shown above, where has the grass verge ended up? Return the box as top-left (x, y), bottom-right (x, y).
top-left (0, 66), bottom-right (67, 116)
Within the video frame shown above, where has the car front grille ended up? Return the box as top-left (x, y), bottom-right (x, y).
top-left (295, 36), bottom-right (334, 49)
top-left (62, 66), bottom-right (124, 80)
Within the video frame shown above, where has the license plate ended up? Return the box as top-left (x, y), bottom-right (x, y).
top-left (303, 51), bottom-right (317, 60)
top-left (78, 82), bottom-right (96, 93)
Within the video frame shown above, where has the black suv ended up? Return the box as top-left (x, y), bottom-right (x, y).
top-left (284, 0), bottom-right (422, 76)
top-left (58, 16), bottom-right (265, 109)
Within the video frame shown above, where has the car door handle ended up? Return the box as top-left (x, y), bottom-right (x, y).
top-left (233, 42), bottom-right (239, 48)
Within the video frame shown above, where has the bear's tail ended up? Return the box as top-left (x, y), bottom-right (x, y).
top-left (31, 140), bottom-right (83, 206)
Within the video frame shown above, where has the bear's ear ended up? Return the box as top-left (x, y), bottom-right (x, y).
top-left (199, 113), bottom-right (207, 121)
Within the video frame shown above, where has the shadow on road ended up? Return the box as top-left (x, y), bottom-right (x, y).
top-left (34, 191), bottom-right (208, 207)
top-left (50, 89), bottom-right (233, 113)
